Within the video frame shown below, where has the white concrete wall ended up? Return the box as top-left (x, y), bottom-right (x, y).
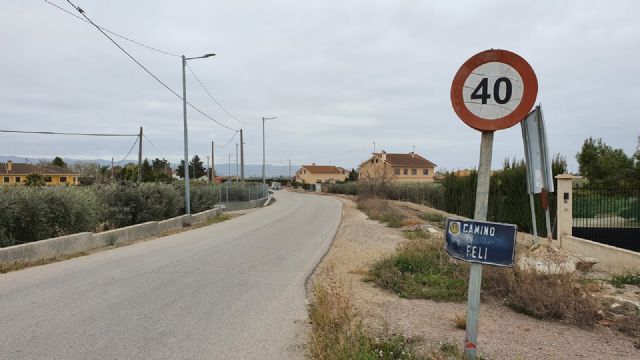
top-left (1, 207), bottom-right (224, 265)
top-left (562, 235), bottom-right (640, 273)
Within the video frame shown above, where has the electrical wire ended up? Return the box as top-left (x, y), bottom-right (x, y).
top-left (44, 0), bottom-right (180, 57)
top-left (142, 134), bottom-right (161, 153)
top-left (117, 136), bottom-right (139, 164)
top-left (186, 64), bottom-right (254, 125)
top-left (0, 129), bottom-right (138, 136)
top-left (214, 131), bottom-right (238, 149)
top-left (62, 0), bottom-right (238, 132)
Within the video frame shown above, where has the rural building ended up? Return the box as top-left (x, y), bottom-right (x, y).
top-left (358, 151), bottom-right (436, 182)
top-left (0, 160), bottom-right (79, 186)
top-left (295, 164), bottom-right (348, 184)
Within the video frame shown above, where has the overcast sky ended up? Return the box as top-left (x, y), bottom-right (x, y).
top-left (1, 0), bottom-right (639, 172)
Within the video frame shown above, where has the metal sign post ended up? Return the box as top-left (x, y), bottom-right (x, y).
top-left (450, 49), bottom-right (538, 359)
top-left (521, 106), bottom-right (554, 245)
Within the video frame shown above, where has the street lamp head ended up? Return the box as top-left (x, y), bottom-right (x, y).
top-left (203, 53), bottom-right (216, 58)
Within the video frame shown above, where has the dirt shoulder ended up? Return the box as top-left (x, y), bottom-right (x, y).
top-left (307, 196), bottom-right (638, 359)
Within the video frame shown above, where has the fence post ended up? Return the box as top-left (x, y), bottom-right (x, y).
top-left (555, 174), bottom-right (580, 248)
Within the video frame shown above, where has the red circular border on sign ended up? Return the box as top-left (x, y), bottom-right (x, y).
top-left (450, 49), bottom-right (538, 132)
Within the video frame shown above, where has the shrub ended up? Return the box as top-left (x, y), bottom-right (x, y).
top-left (0, 187), bottom-right (98, 246)
top-left (189, 184), bottom-right (219, 213)
top-left (483, 266), bottom-right (600, 327)
top-left (94, 182), bottom-right (181, 228)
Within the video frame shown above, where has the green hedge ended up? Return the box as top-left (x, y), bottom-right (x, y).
top-left (0, 187), bottom-right (98, 247)
top-left (0, 182), bottom-right (268, 247)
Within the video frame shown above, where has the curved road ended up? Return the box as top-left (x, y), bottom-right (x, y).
top-left (0, 191), bottom-right (342, 360)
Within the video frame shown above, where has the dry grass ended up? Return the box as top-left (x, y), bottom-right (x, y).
top-left (357, 197), bottom-right (408, 228)
top-left (308, 272), bottom-right (429, 360)
top-left (483, 266), bottom-right (601, 327)
top-left (451, 314), bottom-right (466, 330)
top-left (368, 232), bottom-right (602, 328)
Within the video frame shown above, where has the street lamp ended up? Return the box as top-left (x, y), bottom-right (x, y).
top-left (262, 116), bottom-right (277, 184)
top-left (182, 53), bottom-right (215, 215)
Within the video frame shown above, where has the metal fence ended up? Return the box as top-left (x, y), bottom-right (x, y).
top-left (216, 182), bottom-right (269, 203)
top-left (573, 187), bottom-right (640, 251)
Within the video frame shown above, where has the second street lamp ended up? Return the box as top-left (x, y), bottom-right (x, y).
top-left (182, 53), bottom-right (215, 215)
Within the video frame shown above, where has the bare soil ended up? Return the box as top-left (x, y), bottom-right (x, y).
top-left (307, 196), bottom-right (639, 359)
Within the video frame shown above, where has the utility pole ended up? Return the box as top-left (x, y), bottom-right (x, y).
top-left (207, 155), bottom-right (211, 183)
top-left (211, 141), bottom-right (216, 183)
top-left (262, 116), bottom-right (277, 184)
top-left (111, 157), bottom-right (114, 180)
top-left (182, 52), bottom-right (215, 215)
top-left (240, 129), bottom-right (245, 182)
top-left (228, 154), bottom-right (231, 181)
top-left (235, 143), bottom-right (239, 182)
top-left (288, 159), bottom-right (291, 179)
top-left (137, 126), bottom-right (143, 182)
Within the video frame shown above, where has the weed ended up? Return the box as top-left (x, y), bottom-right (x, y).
top-left (451, 314), bottom-right (466, 330)
top-left (206, 214), bottom-right (231, 225)
top-left (610, 272), bottom-right (640, 288)
top-left (419, 212), bottom-right (446, 227)
top-left (309, 274), bottom-right (429, 360)
top-left (357, 197), bottom-right (408, 228)
top-left (369, 235), bottom-right (469, 302)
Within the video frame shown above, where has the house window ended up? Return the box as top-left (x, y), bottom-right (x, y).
top-left (15, 177), bottom-right (21, 183)
top-left (411, 169), bottom-right (417, 175)
top-left (403, 169), bottom-right (408, 175)
top-left (44, 176), bottom-right (52, 183)
top-left (423, 169), bottom-right (429, 175)
top-left (60, 176), bottom-right (67, 183)
top-left (375, 159), bottom-right (379, 163)
top-left (3, 177), bottom-right (8, 183)
top-left (394, 168), bottom-right (400, 175)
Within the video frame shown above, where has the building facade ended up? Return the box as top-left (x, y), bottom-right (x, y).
top-left (359, 151), bottom-right (436, 182)
top-left (295, 164), bottom-right (348, 184)
top-left (0, 161), bottom-right (79, 186)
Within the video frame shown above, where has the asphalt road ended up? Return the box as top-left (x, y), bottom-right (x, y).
top-left (0, 190), bottom-right (342, 360)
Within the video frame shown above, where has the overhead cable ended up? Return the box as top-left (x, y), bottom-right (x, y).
top-left (62, 0), bottom-right (237, 132)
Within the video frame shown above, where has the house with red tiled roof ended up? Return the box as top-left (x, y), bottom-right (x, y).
top-left (295, 164), bottom-right (348, 184)
top-left (358, 151), bottom-right (436, 182)
top-left (0, 160), bottom-right (79, 186)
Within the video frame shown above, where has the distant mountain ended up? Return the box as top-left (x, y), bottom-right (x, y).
top-left (0, 156), bottom-right (298, 178)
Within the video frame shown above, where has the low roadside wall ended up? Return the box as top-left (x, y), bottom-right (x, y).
top-left (1, 206), bottom-right (225, 265)
top-left (562, 235), bottom-right (640, 272)
top-left (223, 196), bottom-right (270, 211)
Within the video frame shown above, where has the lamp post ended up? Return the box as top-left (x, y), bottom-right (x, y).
top-left (182, 53), bottom-right (215, 214)
top-left (262, 116), bottom-right (277, 184)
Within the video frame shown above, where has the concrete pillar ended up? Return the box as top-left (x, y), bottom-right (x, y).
top-left (555, 174), bottom-right (580, 247)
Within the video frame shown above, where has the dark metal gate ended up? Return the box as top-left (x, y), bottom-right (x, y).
top-left (572, 187), bottom-right (640, 252)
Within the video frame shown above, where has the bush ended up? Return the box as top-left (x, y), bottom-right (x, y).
top-left (0, 187), bottom-right (98, 246)
top-left (483, 266), bottom-right (601, 327)
top-left (189, 184), bottom-right (219, 213)
top-left (94, 182), bottom-right (181, 228)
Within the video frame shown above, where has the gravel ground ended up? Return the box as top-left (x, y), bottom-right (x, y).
top-left (308, 196), bottom-right (639, 359)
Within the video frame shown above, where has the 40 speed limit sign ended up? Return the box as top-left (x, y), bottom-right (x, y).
top-left (451, 49), bottom-right (538, 131)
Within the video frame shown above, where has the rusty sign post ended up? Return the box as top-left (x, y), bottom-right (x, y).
top-left (450, 49), bottom-right (538, 359)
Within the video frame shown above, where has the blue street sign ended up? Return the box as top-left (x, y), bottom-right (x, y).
top-left (444, 218), bottom-right (517, 267)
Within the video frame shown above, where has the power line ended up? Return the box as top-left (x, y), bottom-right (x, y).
top-left (186, 64), bottom-right (253, 125)
top-left (143, 134), bottom-right (161, 153)
top-left (215, 131), bottom-right (239, 149)
top-left (44, 0), bottom-right (180, 57)
top-left (118, 136), bottom-right (139, 164)
top-left (0, 129), bottom-right (138, 136)
top-left (62, 0), bottom-right (237, 132)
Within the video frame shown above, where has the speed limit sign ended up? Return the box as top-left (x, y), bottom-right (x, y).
top-left (451, 49), bottom-right (538, 131)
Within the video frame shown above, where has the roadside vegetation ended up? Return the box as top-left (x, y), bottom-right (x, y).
top-left (0, 182), bottom-right (266, 247)
top-left (368, 230), bottom-right (602, 328)
top-left (309, 274), bottom-right (473, 360)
